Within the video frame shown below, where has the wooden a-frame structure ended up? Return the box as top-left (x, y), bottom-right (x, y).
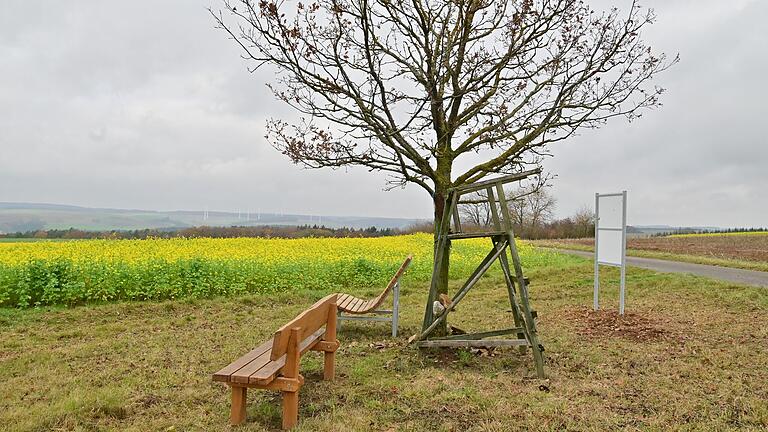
top-left (416, 169), bottom-right (545, 378)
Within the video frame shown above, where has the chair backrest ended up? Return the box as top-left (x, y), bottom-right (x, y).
top-left (369, 255), bottom-right (412, 307)
top-left (270, 294), bottom-right (337, 360)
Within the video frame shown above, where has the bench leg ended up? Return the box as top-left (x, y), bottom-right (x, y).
top-left (230, 386), bottom-right (247, 425)
top-left (324, 302), bottom-right (338, 381)
top-left (323, 351), bottom-right (335, 381)
top-left (281, 390), bottom-right (299, 430)
top-left (392, 282), bottom-right (400, 337)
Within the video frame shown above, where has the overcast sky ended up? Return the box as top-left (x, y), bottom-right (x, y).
top-left (1, 1), bottom-right (765, 227)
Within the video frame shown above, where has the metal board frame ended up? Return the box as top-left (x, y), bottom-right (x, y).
top-left (594, 191), bottom-right (628, 314)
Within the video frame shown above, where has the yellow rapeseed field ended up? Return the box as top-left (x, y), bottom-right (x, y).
top-left (0, 233), bottom-right (571, 307)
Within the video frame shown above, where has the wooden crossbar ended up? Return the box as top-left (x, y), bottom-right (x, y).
top-left (450, 168), bottom-right (542, 194)
top-left (417, 339), bottom-right (530, 348)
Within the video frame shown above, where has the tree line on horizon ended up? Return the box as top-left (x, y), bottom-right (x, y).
top-left (651, 227), bottom-right (768, 237)
top-left (0, 225), bottom-right (408, 240)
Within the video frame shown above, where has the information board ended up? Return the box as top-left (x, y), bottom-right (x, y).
top-left (597, 195), bottom-right (624, 230)
top-left (594, 191), bottom-right (627, 314)
top-left (596, 228), bottom-right (623, 265)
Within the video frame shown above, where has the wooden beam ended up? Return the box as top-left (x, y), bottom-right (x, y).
top-left (429, 328), bottom-right (524, 341)
top-left (451, 198), bottom-right (462, 233)
top-left (452, 168), bottom-right (542, 195)
top-left (487, 187), bottom-right (501, 232)
top-left (416, 339), bottom-right (530, 348)
top-left (446, 231), bottom-right (507, 240)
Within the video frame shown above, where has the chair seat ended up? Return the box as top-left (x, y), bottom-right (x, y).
top-left (336, 293), bottom-right (377, 314)
top-left (213, 328), bottom-right (326, 385)
top-left (335, 255), bottom-right (412, 315)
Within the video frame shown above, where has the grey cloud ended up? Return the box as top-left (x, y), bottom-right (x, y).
top-left (546, 0), bottom-right (767, 227)
top-left (0, 0), bottom-right (765, 226)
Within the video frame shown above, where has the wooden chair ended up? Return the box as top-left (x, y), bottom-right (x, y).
top-left (212, 294), bottom-right (339, 429)
top-left (335, 255), bottom-right (412, 337)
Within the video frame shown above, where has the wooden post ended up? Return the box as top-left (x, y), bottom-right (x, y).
top-left (493, 236), bottom-right (527, 353)
top-left (324, 302), bottom-right (337, 380)
top-left (451, 197), bottom-right (462, 233)
top-left (229, 386), bottom-right (247, 425)
top-left (486, 187), bottom-right (501, 231)
top-left (282, 391), bottom-right (299, 430)
top-left (421, 191), bottom-right (456, 331)
top-left (497, 181), bottom-right (545, 377)
top-left (281, 328), bottom-right (301, 430)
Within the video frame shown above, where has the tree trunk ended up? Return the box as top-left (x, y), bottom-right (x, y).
top-left (431, 184), bottom-right (451, 336)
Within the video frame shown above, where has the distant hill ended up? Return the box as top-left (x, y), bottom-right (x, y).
top-left (0, 202), bottom-right (427, 233)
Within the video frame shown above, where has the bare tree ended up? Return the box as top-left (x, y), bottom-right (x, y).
top-left (572, 205), bottom-right (595, 238)
top-left (508, 189), bottom-right (528, 229)
top-left (460, 174), bottom-right (549, 230)
top-left (525, 186), bottom-right (557, 234)
top-left (459, 190), bottom-right (492, 228)
top-left (211, 0), bottom-right (675, 317)
top-left (507, 184), bottom-right (555, 237)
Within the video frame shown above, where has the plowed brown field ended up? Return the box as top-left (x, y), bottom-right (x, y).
top-left (537, 233), bottom-right (768, 263)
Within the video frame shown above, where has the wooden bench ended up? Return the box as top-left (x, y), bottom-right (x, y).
top-left (335, 255), bottom-right (412, 336)
top-left (212, 294), bottom-right (340, 429)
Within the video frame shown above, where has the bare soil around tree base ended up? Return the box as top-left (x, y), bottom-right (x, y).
top-left (562, 306), bottom-right (679, 343)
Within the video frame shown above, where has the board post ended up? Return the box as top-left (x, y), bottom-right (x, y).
top-left (593, 192), bottom-right (600, 311)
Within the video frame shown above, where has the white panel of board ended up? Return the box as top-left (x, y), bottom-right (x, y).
top-left (597, 195), bottom-right (624, 229)
top-left (597, 229), bottom-right (623, 265)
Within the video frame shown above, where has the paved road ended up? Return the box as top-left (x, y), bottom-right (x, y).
top-left (551, 249), bottom-right (768, 288)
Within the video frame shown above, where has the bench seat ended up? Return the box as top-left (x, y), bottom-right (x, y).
top-left (213, 328), bottom-right (326, 386)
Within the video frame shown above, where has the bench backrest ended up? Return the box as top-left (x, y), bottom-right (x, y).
top-left (271, 294), bottom-right (337, 360)
top-left (369, 255), bottom-right (412, 308)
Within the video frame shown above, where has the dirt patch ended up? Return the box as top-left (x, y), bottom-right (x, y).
top-left (563, 306), bottom-right (675, 342)
top-left (132, 394), bottom-right (162, 409)
top-left (418, 346), bottom-right (462, 364)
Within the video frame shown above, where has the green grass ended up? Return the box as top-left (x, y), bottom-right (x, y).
top-left (1, 259), bottom-right (766, 431)
top-left (533, 240), bottom-right (768, 272)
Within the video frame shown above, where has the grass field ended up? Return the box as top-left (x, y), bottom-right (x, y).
top-left (0, 234), bottom-right (578, 308)
top-left (533, 233), bottom-right (768, 272)
top-left (1, 256), bottom-right (766, 431)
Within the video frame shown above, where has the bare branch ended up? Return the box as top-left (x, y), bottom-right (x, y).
top-left (212, 0), bottom-right (675, 203)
